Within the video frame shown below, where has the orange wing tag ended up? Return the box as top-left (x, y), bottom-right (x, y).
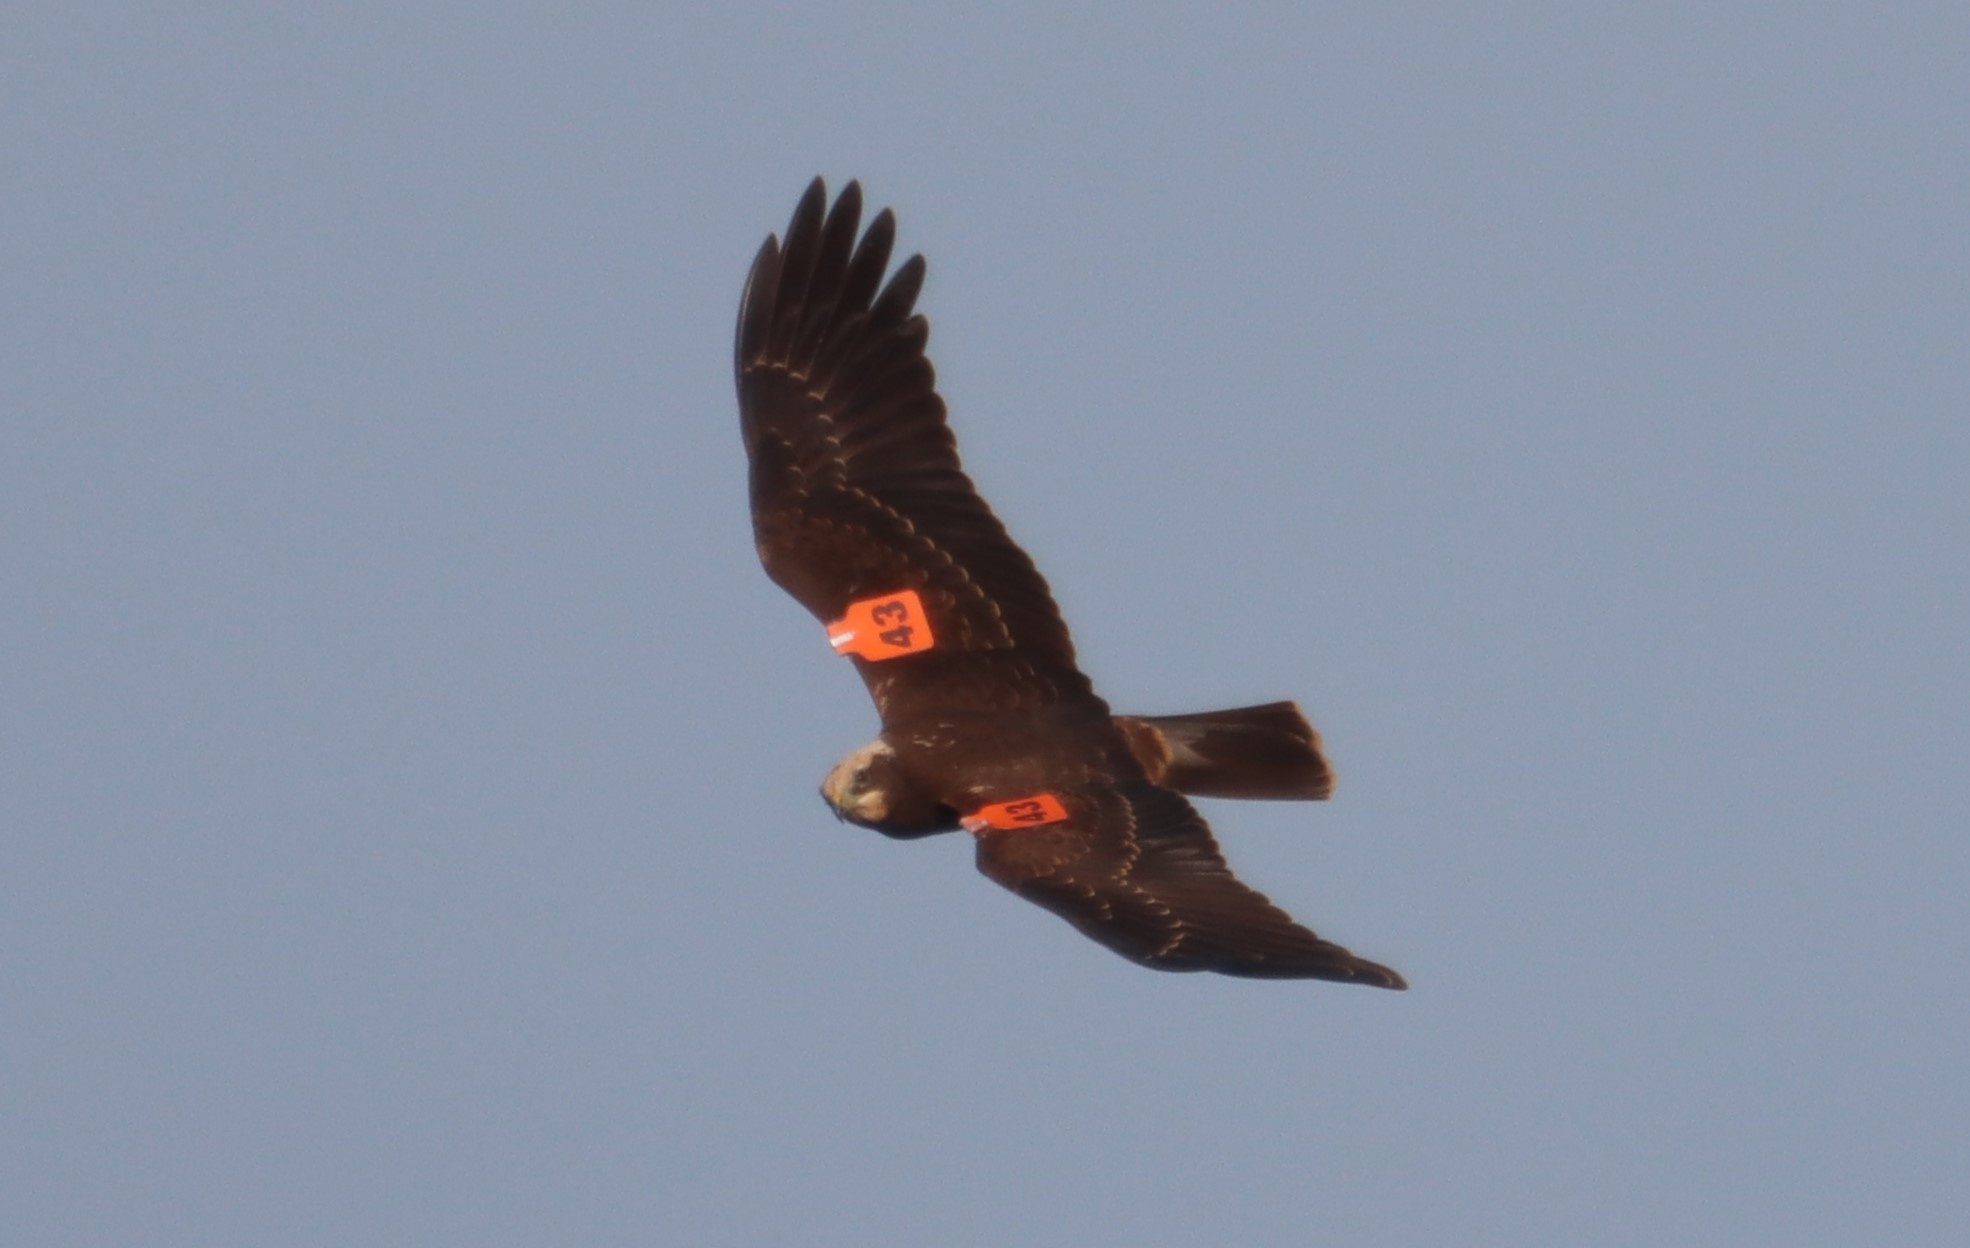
top-left (826, 589), bottom-right (935, 661)
top-left (961, 794), bottom-right (1070, 833)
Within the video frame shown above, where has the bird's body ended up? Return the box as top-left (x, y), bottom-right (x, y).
top-left (735, 178), bottom-right (1404, 987)
top-left (824, 700), bottom-right (1124, 835)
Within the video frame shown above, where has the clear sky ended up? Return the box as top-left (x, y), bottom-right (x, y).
top-left (6, 5), bottom-right (1966, 1245)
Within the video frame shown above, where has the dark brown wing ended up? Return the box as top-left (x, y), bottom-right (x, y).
top-left (974, 780), bottom-right (1405, 986)
top-left (736, 179), bottom-right (1092, 719)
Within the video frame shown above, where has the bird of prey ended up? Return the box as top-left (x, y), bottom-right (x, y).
top-left (734, 178), bottom-right (1404, 987)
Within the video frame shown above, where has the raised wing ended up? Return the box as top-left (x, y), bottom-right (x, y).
top-left (736, 179), bottom-right (1091, 718)
top-left (974, 780), bottom-right (1405, 986)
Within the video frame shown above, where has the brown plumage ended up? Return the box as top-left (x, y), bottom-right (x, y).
top-left (736, 178), bottom-right (1403, 987)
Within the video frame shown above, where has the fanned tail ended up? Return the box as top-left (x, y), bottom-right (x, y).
top-left (1117, 701), bottom-right (1335, 801)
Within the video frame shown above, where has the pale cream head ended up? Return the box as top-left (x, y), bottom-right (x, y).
top-left (820, 739), bottom-right (897, 825)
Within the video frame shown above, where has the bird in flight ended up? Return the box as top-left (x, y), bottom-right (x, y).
top-left (734, 179), bottom-right (1404, 986)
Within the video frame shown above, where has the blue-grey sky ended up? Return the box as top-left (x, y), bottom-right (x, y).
top-left (6, 5), bottom-right (1966, 1245)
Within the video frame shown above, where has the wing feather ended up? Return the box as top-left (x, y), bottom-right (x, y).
top-left (737, 178), bottom-right (1090, 719)
top-left (974, 780), bottom-right (1406, 986)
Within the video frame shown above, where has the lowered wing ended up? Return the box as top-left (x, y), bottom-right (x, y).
top-left (973, 778), bottom-right (1405, 986)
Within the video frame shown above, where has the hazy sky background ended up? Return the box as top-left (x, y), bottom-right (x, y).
top-left (6, 5), bottom-right (1966, 1245)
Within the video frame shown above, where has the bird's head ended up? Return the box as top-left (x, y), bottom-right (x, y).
top-left (820, 739), bottom-right (901, 828)
top-left (819, 739), bottom-right (954, 838)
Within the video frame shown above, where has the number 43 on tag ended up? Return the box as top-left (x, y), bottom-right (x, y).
top-left (827, 589), bottom-right (936, 661)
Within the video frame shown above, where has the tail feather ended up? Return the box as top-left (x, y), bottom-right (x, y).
top-left (1116, 701), bottom-right (1335, 801)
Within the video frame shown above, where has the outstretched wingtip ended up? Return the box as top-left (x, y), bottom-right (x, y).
top-left (735, 232), bottom-right (783, 378)
top-left (1213, 949), bottom-right (1408, 988)
top-left (1358, 960), bottom-right (1408, 991)
top-left (794, 175), bottom-right (828, 217)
